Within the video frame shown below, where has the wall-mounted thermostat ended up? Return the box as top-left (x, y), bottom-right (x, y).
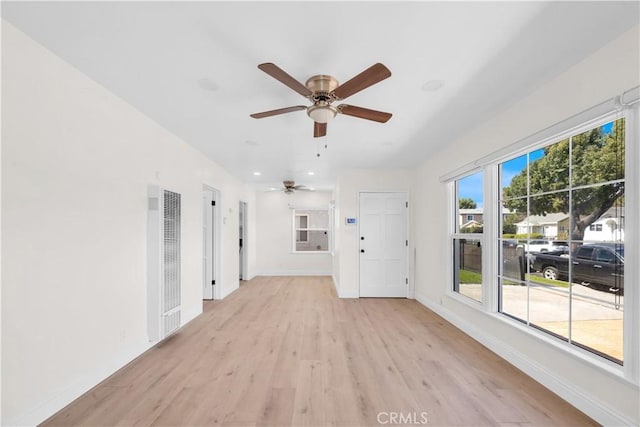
top-left (345, 217), bottom-right (357, 225)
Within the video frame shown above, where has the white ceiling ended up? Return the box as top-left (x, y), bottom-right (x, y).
top-left (3, 1), bottom-right (638, 190)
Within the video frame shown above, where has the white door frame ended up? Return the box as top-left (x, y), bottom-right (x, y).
top-left (203, 185), bottom-right (222, 300)
top-left (357, 191), bottom-right (410, 298)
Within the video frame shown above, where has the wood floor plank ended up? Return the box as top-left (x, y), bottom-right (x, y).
top-left (40, 276), bottom-right (598, 427)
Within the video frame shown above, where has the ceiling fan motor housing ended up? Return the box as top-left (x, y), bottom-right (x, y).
top-left (305, 75), bottom-right (340, 101)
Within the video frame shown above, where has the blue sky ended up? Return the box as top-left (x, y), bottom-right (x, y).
top-left (458, 172), bottom-right (483, 208)
top-left (500, 150), bottom-right (544, 189)
top-left (458, 153), bottom-right (536, 208)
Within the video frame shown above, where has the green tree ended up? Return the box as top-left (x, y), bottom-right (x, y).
top-left (502, 212), bottom-right (524, 235)
top-left (503, 119), bottom-right (624, 241)
top-left (459, 198), bottom-right (477, 209)
top-left (461, 224), bottom-right (483, 234)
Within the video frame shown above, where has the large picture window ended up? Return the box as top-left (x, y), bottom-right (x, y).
top-left (452, 171), bottom-right (484, 303)
top-left (498, 117), bottom-right (625, 363)
top-left (292, 209), bottom-right (329, 252)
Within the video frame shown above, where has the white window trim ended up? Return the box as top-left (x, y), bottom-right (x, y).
top-left (443, 98), bottom-right (639, 384)
top-left (291, 208), bottom-right (331, 254)
top-left (623, 102), bottom-right (638, 383)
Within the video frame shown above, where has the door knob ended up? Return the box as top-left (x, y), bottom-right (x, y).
top-left (360, 249), bottom-right (365, 253)
top-left (361, 236), bottom-right (365, 240)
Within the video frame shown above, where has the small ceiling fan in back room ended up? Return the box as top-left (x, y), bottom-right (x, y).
top-left (268, 180), bottom-right (313, 194)
top-left (250, 62), bottom-right (393, 138)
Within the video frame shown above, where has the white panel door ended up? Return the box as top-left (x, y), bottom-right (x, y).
top-left (202, 190), bottom-right (214, 300)
top-left (359, 192), bottom-right (408, 297)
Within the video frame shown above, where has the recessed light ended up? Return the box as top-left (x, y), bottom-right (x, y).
top-left (244, 140), bottom-right (259, 146)
top-left (253, 172), bottom-right (261, 176)
top-left (308, 171), bottom-right (315, 176)
top-left (422, 79), bottom-right (445, 92)
top-left (309, 188), bottom-right (316, 191)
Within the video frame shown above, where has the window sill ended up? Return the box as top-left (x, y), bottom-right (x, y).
top-left (446, 289), bottom-right (484, 308)
top-left (443, 290), bottom-right (636, 387)
top-left (489, 310), bottom-right (636, 387)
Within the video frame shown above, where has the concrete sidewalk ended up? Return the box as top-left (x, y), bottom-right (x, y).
top-left (460, 283), bottom-right (623, 361)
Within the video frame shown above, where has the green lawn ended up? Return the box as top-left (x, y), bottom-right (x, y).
top-left (462, 270), bottom-right (570, 288)
top-left (459, 269), bottom-right (482, 284)
top-left (526, 274), bottom-right (570, 288)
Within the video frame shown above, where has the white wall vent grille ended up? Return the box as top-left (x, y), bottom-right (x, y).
top-left (147, 186), bottom-right (182, 342)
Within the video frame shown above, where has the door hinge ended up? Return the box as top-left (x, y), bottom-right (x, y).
top-left (211, 200), bottom-right (216, 206)
top-left (406, 240), bottom-right (408, 246)
top-left (406, 201), bottom-right (408, 208)
top-left (211, 280), bottom-right (216, 285)
top-left (405, 278), bottom-right (408, 285)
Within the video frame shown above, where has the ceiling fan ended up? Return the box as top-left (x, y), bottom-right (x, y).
top-left (269, 180), bottom-right (312, 194)
top-left (250, 62), bottom-right (392, 138)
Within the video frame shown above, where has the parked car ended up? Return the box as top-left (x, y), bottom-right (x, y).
top-left (520, 239), bottom-right (568, 253)
top-left (532, 243), bottom-right (624, 291)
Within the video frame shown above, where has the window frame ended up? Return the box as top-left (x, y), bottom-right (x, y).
top-left (443, 103), bottom-right (638, 383)
top-left (493, 114), bottom-right (640, 368)
top-left (291, 207), bottom-right (331, 254)
top-left (448, 168), bottom-right (488, 306)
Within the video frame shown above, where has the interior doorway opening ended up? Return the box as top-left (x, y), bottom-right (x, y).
top-left (239, 201), bottom-right (248, 281)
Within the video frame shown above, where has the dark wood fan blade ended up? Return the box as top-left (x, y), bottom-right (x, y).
top-left (250, 105), bottom-right (307, 119)
top-left (331, 63), bottom-right (391, 100)
top-left (338, 105), bottom-right (392, 123)
top-left (258, 63), bottom-right (312, 97)
top-left (314, 122), bottom-right (327, 138)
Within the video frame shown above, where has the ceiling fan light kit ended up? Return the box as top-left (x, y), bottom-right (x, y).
top-left (250, 62), bottom-right (392, 137)
top-left (307, 102), bottom-right (337, 123)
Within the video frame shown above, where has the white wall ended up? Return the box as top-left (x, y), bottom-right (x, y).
top-left (334, 169), bottom-right (412, 298)
top-left (254, 190), bottom-right (332, 276)
top-left (413, 26), bottom-right (639, 426)
top-left (1, 22), bottom-right (255, 425)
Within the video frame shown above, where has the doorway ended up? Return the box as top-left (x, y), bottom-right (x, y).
top-left (239, 201), bottom-right (248, 281)
top-left (202, 186), bottom-right (220, 300)
top-left (358, 192), bottom-right (409, 297)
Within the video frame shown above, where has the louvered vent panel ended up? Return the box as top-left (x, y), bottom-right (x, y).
top-left (163, 309), bottom-right (181, 337)
top-left (162, 190), bottom-right (181, 336)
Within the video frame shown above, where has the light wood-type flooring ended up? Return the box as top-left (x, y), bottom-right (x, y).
top-left (42, 276), bottom-right (597, 426)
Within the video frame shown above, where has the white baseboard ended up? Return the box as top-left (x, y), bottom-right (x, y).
top-left (220, 283), bottom-right (239, 300)
top-left (7, 308), bottom-right (207, 427)
top-left (330, 274), bottom-right (359, 298)
top-left (413, 292), bottom-right (634, 427)
top-left (331, 274), bottom-right (340, 296)
top-left (255, 270), bottom-right (332, 276)
top-left (6, 340), bottom-right (153, 427)
top-left (181, 307), bottom-right (202, 327)
top-left (338, 289), bottom-right (359, 298)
